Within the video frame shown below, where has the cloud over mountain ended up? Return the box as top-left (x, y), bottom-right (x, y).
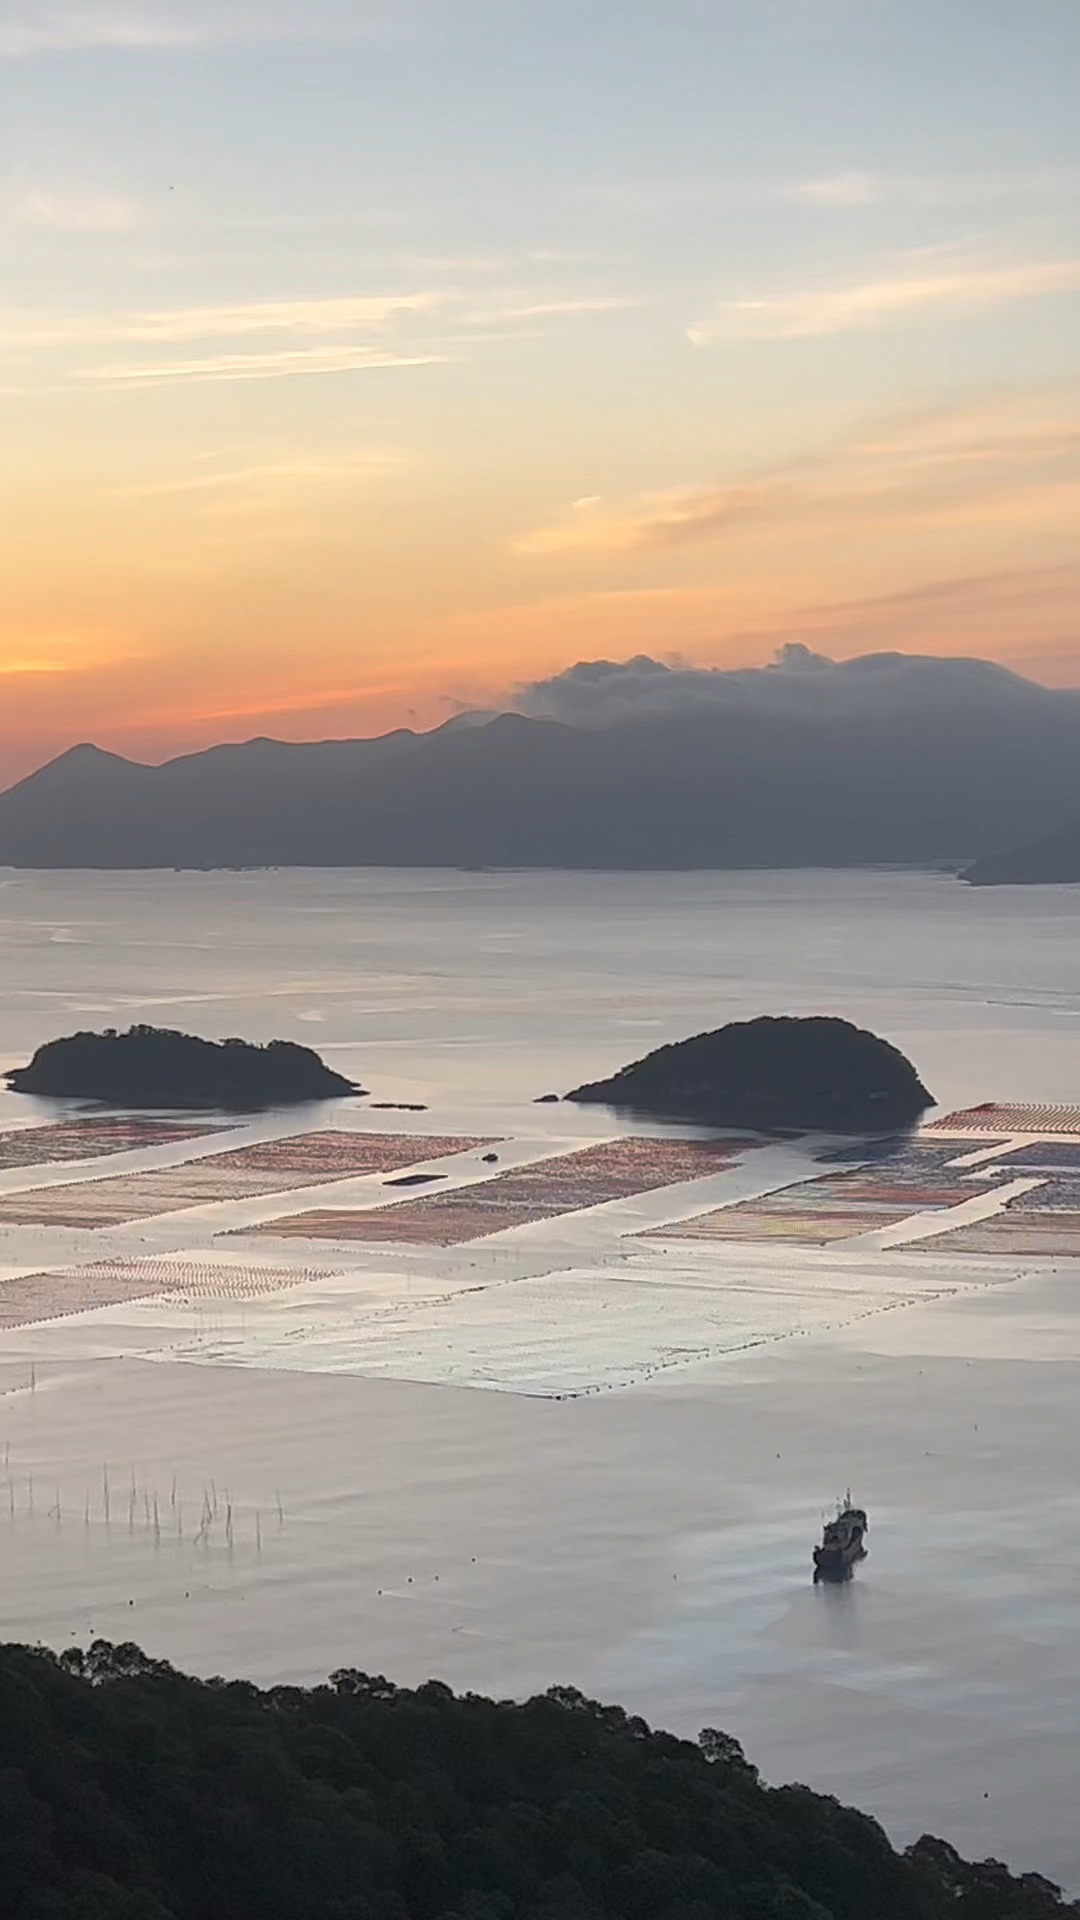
top-left (514, 644), bottom-right (1056, 729)
top-left (3, 646), bottom-right (1080, 871)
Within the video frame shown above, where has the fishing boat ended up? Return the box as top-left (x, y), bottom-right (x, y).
top-left (813, 1494), bottom-right (868, 1582)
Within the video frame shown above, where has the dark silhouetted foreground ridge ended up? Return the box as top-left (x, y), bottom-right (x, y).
top-left (7, 1024), bottom-right (356, 1109)
top-left (568, 1015), bottom-right (933, 1132)
top-left (0, 1639), bottom-right (1073, 1920)
top-left (963, 815), bottom-right (1080, 885)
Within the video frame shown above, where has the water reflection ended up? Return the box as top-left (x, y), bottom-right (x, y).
top-left (814, 1573), bottom-right (861, 1647)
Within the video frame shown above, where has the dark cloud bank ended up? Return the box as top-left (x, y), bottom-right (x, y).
top-left (2, 647), bottom-right (1079, 872)
top-left (515, 643), bottom-right (1054, 726)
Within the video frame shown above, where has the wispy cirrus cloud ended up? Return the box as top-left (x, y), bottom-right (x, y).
top-left (689, 254), bottom-right (1080, 344)
top-left (0, 656), bottom-right (72, 676)
top-left (0, 630), bottom-right (144, 676)
top-left (0, 290), bottom-right (447, 387)
top-left (787, 171), bottom-right (885, 208)
top-left (4, 189), bottom-right (143, 232)
top-left (0, 292), bottom-right (441, 349)
top-left (0, 1), bottom-right (376, 57)
top-left (517, 484), bottom-right (778, 555)
top-left (112, 447), bottom-right (408, 499)
top-left (0, 8), bottom-right (202, 56)
top-left (515, 392), bottom-right (1080, 556)
top-left (459, 295), bottom-right (638, 325)
top-left (117, 292), bottom-right (442, 344)
top-left (87, 345), bottom-right (443, 386)
top-left (786, 167), bottom-right (1080, 209)
top-left (577, 165), bottom-right (1080, 223)
top-left (0, 280), bottom-right (633, 386)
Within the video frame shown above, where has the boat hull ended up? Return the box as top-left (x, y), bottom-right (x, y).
top-left (812, 1503), bottom-right (868, 1581)
top-left (813, 1542), bottom-right (867, 1582)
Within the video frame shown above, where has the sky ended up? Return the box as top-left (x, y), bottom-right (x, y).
top-left (2, 0), bottom-right (1079, 781)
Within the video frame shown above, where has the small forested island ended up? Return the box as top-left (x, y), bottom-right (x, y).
top-left (568, 1014), bottom-right (933, 1133)
top-left (0, 1640), bottom-right (1073, 1920)
top-left (6, 1023), bottom-right (357, 1110)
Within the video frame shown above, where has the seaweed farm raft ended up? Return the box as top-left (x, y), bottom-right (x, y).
top-left (923, 1103), bottom-right (1080, 1136)
top-left (637, 1112), bottom-right (1080, 1260)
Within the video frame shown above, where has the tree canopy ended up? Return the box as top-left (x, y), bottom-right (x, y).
top-left (0, 1640), bottom-right (1071, 1919)
top-left (568, 1016), bottom-right (933, 1133)
top-left (7, 1024), bottom-right (357, 1109)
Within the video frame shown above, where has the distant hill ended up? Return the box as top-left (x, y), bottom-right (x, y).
top-left (963, 816), bottom-right (1080, 885)
top-left (567, 1014), bottom-right (933, 1132)
top-left (3, 650), bottom-right (1080, 870)
top-left (7, 1024), bottom-right (356, 1108)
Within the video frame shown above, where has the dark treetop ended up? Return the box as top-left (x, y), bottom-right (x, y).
top-left (567, 1015), bottom-right (933, 1133)
top-left (0, 1639), bottom-right (1073, 1920)
top-left (6, 1024), bottom-right (356, 1110)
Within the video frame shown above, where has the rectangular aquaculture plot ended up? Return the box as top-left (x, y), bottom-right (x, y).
top-left (630, 1144), bottom-right (1006, 1251)
top-left (824, 1140), bottom-right (973, 1171)
top-left (251, 1197), bottom-right (554, 1245)
top-left (748, 1181), bottom-right (957, 1214)
top-left (0, 1132), bottom-right (495, 1229)
top-left (912, 1213), bottom-right (1080, 1257)
top-left (641, 1205), bottom-right (910, 1247)
top-left (636, 1149), bottom-right (998, 1248)
top-left (168, 1267), bottom-right (889, 1397)
top-left (924, 1104), bottom-right (1080, 1136)
top-left (991, 1143), bottom-right (1080, 1173)
top-left (820, 1181), bottom-right (979, 1207)
top-left (0, 1116), bottom-right (226, 1170)
top-left (467, 1135), bottom-right (757, 1206)
top-left (0, 1258), bottom-right (336, 1329)
top-left (241, 1136), bottom-right (759, 1246)
top-left (793, 1159), bottom-right (988, 1209)
top-left (1005, 1179), bottom-right (1080, 1211)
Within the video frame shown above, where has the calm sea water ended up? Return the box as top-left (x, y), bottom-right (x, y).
top-left (3, 866), bottom-right (1080, 1884)
top-left (1, 864), bottom-right (1079, 1118)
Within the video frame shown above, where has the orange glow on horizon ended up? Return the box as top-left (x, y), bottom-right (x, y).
top-left (2, 0), bottom-right (1078, 786)
top-left (3, 545), bottom-right (1079, 788)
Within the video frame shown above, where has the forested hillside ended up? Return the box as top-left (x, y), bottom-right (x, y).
top-left (0, 1641), bottom-right (1073, 1919)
